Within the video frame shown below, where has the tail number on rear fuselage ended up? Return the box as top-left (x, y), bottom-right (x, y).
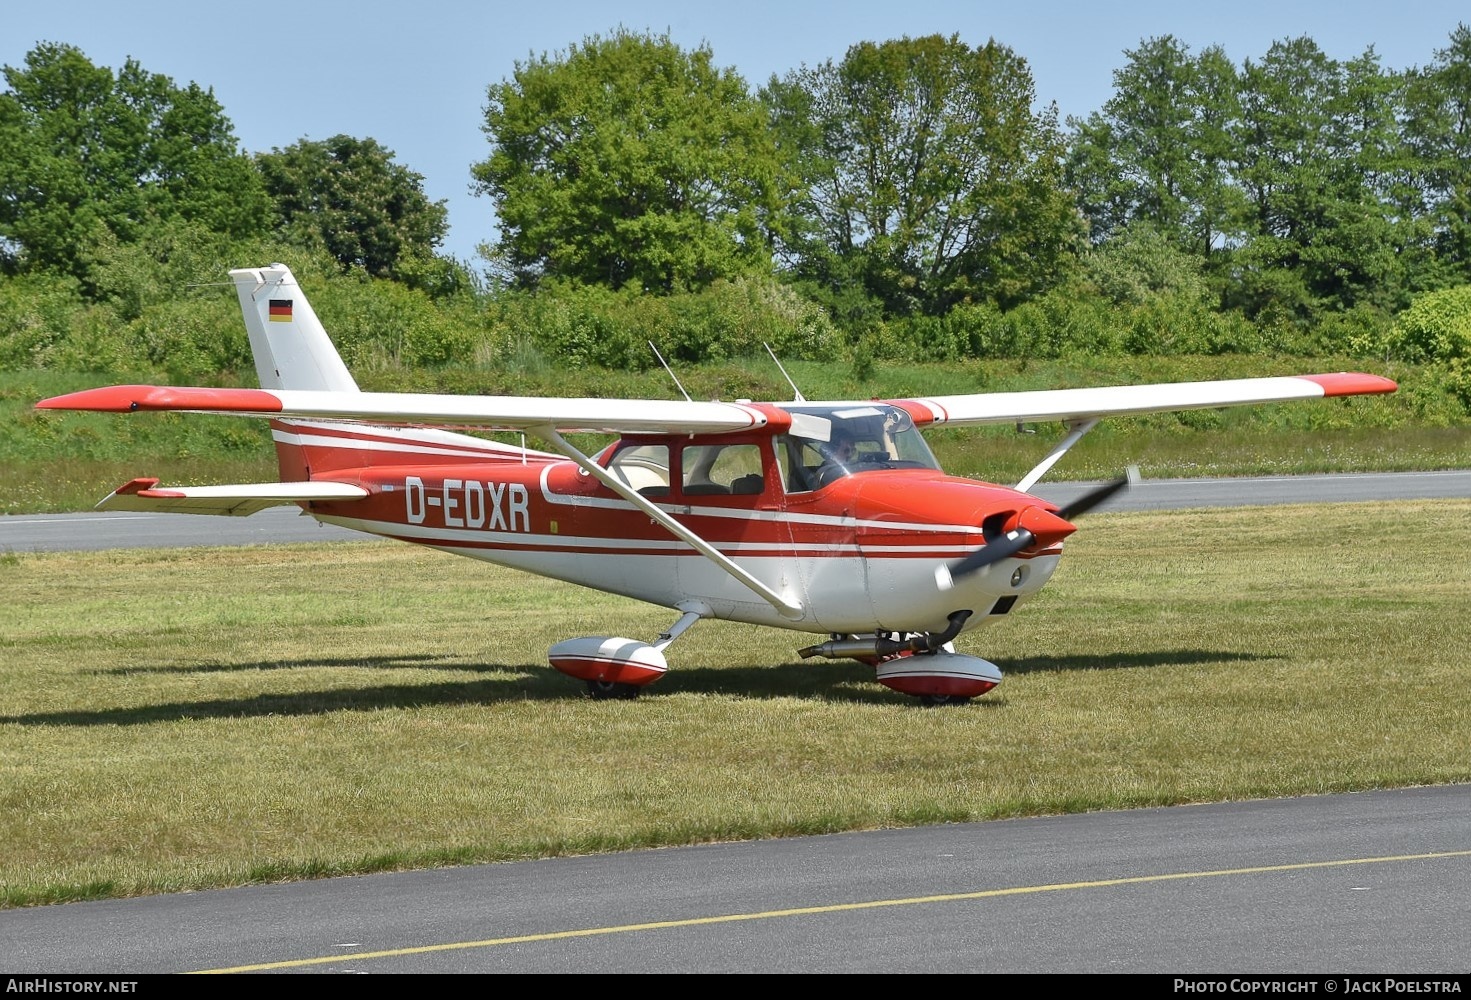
top-left (404, 476), bottom-right (529, 531)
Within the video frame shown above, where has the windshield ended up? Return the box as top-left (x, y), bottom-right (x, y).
top-left (774, 404), bottom-right (941, 492)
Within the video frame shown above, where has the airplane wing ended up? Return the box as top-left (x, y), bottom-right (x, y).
top-left (37, 372), bottom-right (1395, 436)
top-left (890, 372), bottom-right (1397, 426)
top-left (36, 385), bottom-right (770, 434)
top-left (96, 477), bottom-right (369, 516)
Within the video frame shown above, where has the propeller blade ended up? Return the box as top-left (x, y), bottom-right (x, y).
top-left (1055, 475), bottom-right (1130, 520)
top-left (948, 527), bottom-right (1036, 578)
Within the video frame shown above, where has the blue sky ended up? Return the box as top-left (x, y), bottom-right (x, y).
top-left (6, 1), bottom-right (1468, 265)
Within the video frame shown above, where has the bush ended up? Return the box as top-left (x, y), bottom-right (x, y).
top-left (481, 277), bottom-right (840, 370)
top-left (1446, 359), bottom-right (1471, 414)
top-left (130, 296), bottom-right (253, 383)
top-left (1368, 285), bottom-right (1471, 363)
top-left (0, 272), bottom-right (85, 370)
top-left (1084, 223), bottom-right (1211, 307)
top-left (311, 275), bottom-right (480, 371)
top-left (995, 289), bottom-right (1122, 358)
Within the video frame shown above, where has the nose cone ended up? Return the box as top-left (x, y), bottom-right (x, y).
top-left (1014, 505), bottom-right (1076, 551)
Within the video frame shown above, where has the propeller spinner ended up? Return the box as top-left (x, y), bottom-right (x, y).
top-left (947, 474), bottom-right (1132, 579)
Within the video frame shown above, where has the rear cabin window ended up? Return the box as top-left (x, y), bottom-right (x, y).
top-left (681, 443), bottom-right (765, 496)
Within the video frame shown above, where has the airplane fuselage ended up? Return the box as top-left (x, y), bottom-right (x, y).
top-left (283, 419), bottom-right (1064, 637)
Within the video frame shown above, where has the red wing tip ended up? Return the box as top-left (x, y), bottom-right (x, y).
top-left (114, 478), bottom-right (161, 496)
top-left (36, 385), bottom-right (283, 413)
top-left (1300, 373), bottom-right (1398, 396)
top-left (37, 386), bottom-right (157, 411)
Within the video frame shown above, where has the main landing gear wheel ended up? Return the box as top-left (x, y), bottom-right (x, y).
top-left (586, 679), bottom-right (642, 701)
top-left (918, 693), bottom-right (972, 707)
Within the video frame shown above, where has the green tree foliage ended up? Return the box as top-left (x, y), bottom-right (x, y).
top-left (1066, 37), bottom-right (1248, 260)
top-left (1231, 38), bottom-right (1413, 321)
top-left (766, 34), bottom-right (1082, 317)
top-left (1068, 34), bottom-right (1436, 331)
top-left (255, 135), bottom-right (451, 284)
top-left (1371, 284), bottom-right (1471, 362)
top-left (474, 30), bottom-right (787, 294)
top-left (1403, 24), bottom-right (1471, 284)
top-left (0, 43), bottom-right (269, 282)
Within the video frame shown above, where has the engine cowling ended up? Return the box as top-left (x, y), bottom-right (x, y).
top-left (548, 637), bottom-right (669, 687)
top-left (875, 651), bottom-right (1003, 699)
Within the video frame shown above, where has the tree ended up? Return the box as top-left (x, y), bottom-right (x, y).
top-left (255, 135), bottom-right (449, 281)
top-left (473, 30), bottom-right (788, 293)
top-left (1065, 37), bottom-right (1247, 260)
top-left (765, 34), bottom-right (1081, 315)
top-left (1403, 23), bottom-right (1471, 284)
top-left (1231, 37), bottom-right (1412, 319)
top-left (0, 43), bottom-right (268, 281)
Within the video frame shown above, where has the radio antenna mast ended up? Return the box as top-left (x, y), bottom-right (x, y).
top-left (649, 342), bottom-right (692, 402)
top-left (765, 343), bottom-right (806, 402)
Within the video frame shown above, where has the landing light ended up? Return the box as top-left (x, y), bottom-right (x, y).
top-left (1011, 566), bottom-right (1026, 587)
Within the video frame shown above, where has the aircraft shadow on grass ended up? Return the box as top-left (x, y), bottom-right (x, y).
top-left (89, 653), bottom-right (471, 676)
top-left (4, 649), bottom-right (1275, 726)
top-left (990, 648), bottom-right (1281, 676)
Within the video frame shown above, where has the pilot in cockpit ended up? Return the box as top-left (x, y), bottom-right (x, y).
top-left (811, 429), bottom-right (859, 487)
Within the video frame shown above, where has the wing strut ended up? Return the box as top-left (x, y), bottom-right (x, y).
top-left (1014, 418), bottom-right (1100, 493)
top-left (532, 427), bottom-right (805, 621)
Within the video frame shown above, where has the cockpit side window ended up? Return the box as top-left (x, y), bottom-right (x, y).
top-left (607, 442), bottom-right (671, 496)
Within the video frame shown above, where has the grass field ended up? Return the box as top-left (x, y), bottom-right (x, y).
top-left (2, 499), bottom-right (1469, 908)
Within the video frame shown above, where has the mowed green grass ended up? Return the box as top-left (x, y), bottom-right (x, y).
top-left (2, 499), bottom-right (1469, 907)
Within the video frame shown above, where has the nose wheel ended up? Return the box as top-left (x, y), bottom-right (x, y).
top-left (918, 693), bottom-right (972, 708)
top-left (585, 679), bottom-right (642, 700)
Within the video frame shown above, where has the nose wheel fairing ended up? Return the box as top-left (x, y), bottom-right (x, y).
top-left (874, 650), bottom-right (1003, 700)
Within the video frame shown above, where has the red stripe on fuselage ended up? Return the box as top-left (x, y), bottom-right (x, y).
top-left (306, 466), bottom-right (1056, 563)
top-left (272, 421), bottom-right (535, 477)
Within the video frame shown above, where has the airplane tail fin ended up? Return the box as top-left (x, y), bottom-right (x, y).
top-left (229, 264), bottom-right (358, 393)
top-left (226, 264), bottom-right (525, 486)
top-left (230, 264), bottom-right (358, 482)
top-left (37, 262), bottom-right (560, 516)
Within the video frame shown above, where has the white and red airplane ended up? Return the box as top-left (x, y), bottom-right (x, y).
top-left (38, 264), bottom-right (1398, 704)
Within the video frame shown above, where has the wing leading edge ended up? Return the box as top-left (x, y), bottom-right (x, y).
top-left (38, 372), bottom-right (1395, 438)
top-left (36, 385), bottom-right (770, 435)
top-left (890, 372), bottom-right (1397, 427)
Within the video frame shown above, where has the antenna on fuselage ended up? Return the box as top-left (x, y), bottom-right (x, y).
top-left (764, 343), bottom-right (806, 402)
top-left (649, 342), bottom-right (692, 402)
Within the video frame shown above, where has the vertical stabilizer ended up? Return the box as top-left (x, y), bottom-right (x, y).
top-left (230, 265), bottom-right (358, 392)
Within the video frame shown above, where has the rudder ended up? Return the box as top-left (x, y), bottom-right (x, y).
top-left (230, 264), bottom-right (358, 393)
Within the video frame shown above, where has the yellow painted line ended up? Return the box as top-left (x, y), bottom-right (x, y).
top-left (190, 848), bottom-right (1471, 973)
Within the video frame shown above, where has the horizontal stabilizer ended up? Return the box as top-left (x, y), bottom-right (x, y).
top-left (96, 478), bottom-right (368, 517)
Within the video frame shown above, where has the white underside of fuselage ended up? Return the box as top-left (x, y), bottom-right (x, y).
top-left (311, 511), bottom-right (1060, 637)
